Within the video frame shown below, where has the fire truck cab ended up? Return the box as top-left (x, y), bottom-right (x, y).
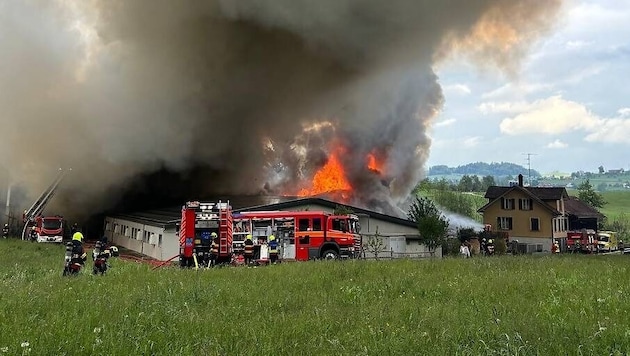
top-left (232, 210), bottom-right (361, 262)
top-left (34, 215), bottom-right (64, 243)
top-left (179, 201), bottom-right (233, 268)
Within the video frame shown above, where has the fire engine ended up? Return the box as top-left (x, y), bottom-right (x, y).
top-left (179, 201), bottom-right (233, 268)
top-left (232, 210), bottom-right (361, 261)
top-left (33, 215), bottom-right (65, 243)
top-left (566, 229), bottom-right (597, 253)
top-left (178, 200), bottom-right (362, 267)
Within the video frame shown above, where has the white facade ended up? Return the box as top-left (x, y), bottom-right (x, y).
top-left (103, 217), bottom-right (179, 261)
top-left (245, 202), bottom-right (440, 258)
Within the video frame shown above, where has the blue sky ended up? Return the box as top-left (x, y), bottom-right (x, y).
top-left (427, 0), bottom-right (630, 175)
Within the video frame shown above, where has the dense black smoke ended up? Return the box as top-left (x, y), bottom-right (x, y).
top-left (0, 0), bottom-right (563, 220)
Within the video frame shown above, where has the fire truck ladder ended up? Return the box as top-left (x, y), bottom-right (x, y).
top-left (218, 200), bottom-right (233, 259)
top-left (21, 168), bottom-right (70, 240)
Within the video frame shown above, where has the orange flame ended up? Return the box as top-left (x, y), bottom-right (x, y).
top-left (298, 151), bottom-right (352, 197)
top-left (367, 152), bottom-right (383, 174)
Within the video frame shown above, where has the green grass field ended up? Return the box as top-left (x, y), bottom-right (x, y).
top-left (2, 240), bottom-right (630, 355)
top-left (600, 191), bottom-right (630, 219)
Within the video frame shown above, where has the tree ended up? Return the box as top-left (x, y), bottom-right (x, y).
top-left (364, 226), bottom-right (385, 259)
top-left (577, 179), bottom-right (607, 209)
top-left (598, 165), bottom-right (605, 174)
top-left (433, 190), bottom-right (478, 220)
top-left (457, 227), bottom-right (478, 242)
top-left (458, 175), bottom-right (473, 192)
top-left (481, 175), bottom-right (496, 191)
top-left (333, 205), bottom-right (353, 215)
top-left (408, 196), bottom-right (449, 257)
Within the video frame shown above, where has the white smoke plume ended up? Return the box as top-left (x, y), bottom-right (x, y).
top-left (0, 0), bottom-right (563, 220)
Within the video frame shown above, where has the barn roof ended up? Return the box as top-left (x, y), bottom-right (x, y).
top-left (564, 196), bottom-right (605, 219)
top-left (108, 195), bottom-right (418, 228)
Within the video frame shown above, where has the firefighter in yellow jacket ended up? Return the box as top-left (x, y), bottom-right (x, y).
top-left (268, 235), bottom-right (279, 264)
top-left (209, 232), bottom-right (219, 267)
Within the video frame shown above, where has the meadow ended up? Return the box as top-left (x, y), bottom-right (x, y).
top-left (1, 240), bottom-right (630, 355)
top-left (599, 191), bottom-right (630, 219)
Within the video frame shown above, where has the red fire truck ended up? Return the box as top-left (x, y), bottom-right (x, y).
top-left (33, 215), bottom-right (65, 243)
top-left (178, 200), bottom-right (362, 266)
top-left (179, 201), bottom-right (233, 268)
top-left (566, 229), bottom-right (597, 253)
top-left (232, 210), bottom-right (362, 261)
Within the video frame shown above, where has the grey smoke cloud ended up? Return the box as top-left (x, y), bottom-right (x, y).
top-left (0, 0), bottom-right (563, 219)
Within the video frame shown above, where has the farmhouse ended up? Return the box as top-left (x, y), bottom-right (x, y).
top-left (478, 174), bottom-right (604, 253)
top-left (103, 196), bottom-right (437, 261)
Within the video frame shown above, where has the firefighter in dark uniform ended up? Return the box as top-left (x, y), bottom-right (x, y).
top-left (244, 234), bottom-right (254, 265)
top-left (210, 232), bottom-right (219, 267)
top-left (268, 235), bottom-right (279, 264)
top-left (71, 232), bottom-right (87, 265)
top-left (64, 231), bottom-right (87, 275)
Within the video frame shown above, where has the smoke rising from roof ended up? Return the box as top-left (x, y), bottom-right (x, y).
top-left (0, 0), bottom-right (563, 220)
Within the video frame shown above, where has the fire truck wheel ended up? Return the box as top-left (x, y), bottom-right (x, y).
top-left (321, 249), bottom-right (339, 260)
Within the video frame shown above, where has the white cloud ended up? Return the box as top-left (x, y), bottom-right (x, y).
top-left (434, 118), bottom-right (456, 127)
top-left (481, 82), bottom-right (552, 100)
top-left (585, 118), bottom-right (630, 143)
top-left (618, 107), bottom-right (630, 117)
top-left (462, 136), bottom-right (481, 148)
top-left (443, 83), bottom-right (471, 96)
top-left (478, 100), bottom-right (531, 114)
top-left (499, 96), bottom-right (601, 135)
top-left (565, 40), bottom-right (593, 50)
top-left (546, 139), bottom-right (568, 149)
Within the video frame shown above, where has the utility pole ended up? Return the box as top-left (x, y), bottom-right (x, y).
top-left (522, 153), bottom-right (538, 186)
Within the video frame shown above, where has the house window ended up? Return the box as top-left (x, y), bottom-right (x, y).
top-left (158, 234), bottom-right (163, 247)
top-left (530, 218), bottom-right (540, 231)
top-left (497, 217), bottom-right (513, 230)
top-left (501, 198), bottom-right (515, 210)
top-left (519, 198), bottom-right (533, 210)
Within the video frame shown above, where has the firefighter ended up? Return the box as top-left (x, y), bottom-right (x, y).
top-left (268, 235), bottom-right (279, 264)
top-left (69, 231), bottom-right (87, 271)
top-left (244, 234), bottom-right (254, 265)
top-left (210, 232), bottom-right (219, 267)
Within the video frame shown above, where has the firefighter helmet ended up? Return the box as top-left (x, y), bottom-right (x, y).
top-left (72, 232), bottom-right (84, 242)
top-left (246, 234), bottom-right (252, 240)
top-left (211, 232), bottom-right (218, 238)
top-left (269, 235), bottom-right (276, 241)
top-left (488, 239), bottom-right (494, 244)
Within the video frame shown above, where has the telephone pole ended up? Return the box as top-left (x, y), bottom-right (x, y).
top-left (522, 153), bottom-right (538, 186)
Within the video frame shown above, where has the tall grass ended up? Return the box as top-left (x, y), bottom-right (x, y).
top-left (1, 239), bottom-right (630, 355)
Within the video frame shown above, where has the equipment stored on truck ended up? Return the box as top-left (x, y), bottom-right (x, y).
top-left (177, 200), bottom-right (362, 267)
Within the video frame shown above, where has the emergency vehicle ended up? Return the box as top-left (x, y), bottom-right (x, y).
top-left (33, 215), bottom-right (64, 243)
top-left (597, 230), bottom-right (618, 252)
top-left (566, 229), bottom-right (597, 253)
top-left (179, 201), bottom-right (233, 268)
top-left (232, 210), bottom-right (362, 261)
top-left (178, 200), bottom-right (362, 267)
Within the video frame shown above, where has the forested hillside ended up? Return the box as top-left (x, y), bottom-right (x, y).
top-left (428, 162), bottom-right (540, 177)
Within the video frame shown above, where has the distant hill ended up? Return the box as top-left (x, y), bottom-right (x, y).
top-left (428, 162), bottom-right (541, 177)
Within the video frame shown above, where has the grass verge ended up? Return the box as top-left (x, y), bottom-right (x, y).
top-left (1, 239), bottom-right (630, 355)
